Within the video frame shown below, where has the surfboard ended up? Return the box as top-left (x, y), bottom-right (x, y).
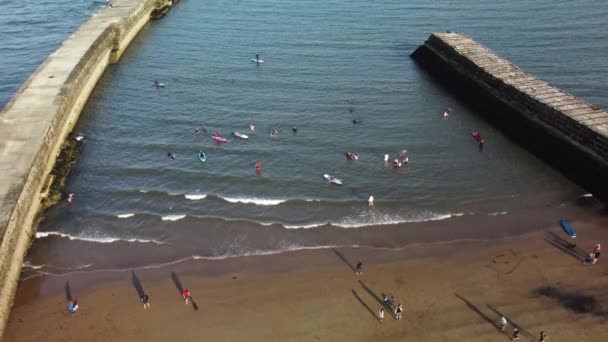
top-left (211, 136), bottom-right (228, 143)
top-left (323, 174), bottom-right (343, 185)
top-left (198, 152), bottom-right (207, 163)
top-left (234, 132), bottom-right (249, 139)
top-left (153, 83), bottom-right (165, 87)
top-left (560, 220), bottom-right (576, 238)
top-left (251, 59), bottom-right (265, 63)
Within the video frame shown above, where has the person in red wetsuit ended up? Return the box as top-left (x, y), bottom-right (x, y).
top-left (255, 161), bottom-right (262, 170)
top-left (215, 131), bottom-right (220, 138)
top-left (182, 289), bottom-right (191, 304)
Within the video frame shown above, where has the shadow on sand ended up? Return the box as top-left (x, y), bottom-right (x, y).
top-left (533, 286), bottom-right (607, 317)
top-left (352, 289), bottom-right (377, 320)
top-left (331, 248), bottom-right (355, 273)
top-left (171, 272), bottom-right (198, 311)
top-left (544, 231), bottom-right (585, 261)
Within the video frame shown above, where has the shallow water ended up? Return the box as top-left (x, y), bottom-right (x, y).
top-left (2, 0), bottom-right (607, 271)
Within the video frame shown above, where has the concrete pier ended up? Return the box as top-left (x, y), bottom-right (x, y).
top-left (412, 33), bottom-right (608, 196)
top-left (0, 0), bottom-right (175, 337)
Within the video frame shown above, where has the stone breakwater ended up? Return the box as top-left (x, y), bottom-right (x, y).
top-left (412, 32), bottom-right (608, 197)
top-left (0, 0), bottom-right (175, 338)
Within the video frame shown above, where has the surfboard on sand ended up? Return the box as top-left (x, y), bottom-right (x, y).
top-left (560, 220), bottom-right (576, 238)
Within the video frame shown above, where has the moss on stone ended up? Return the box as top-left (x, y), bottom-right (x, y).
top-left (40, 135), bottom-right (83, 212)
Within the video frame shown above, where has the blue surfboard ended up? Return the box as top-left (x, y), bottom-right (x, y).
top-left (560, 220), bottom-right (576, 238)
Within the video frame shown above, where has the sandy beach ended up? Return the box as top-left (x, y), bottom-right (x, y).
top-left (5, 214), bottom-right (608, 341)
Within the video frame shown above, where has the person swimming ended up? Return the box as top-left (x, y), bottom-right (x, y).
top-left (345, 152), bottom-right (354, 160)
top-left (352, 119), bottom-right (363, 124)
top-left (271, 129), bottom-right (279, 136)
top-left (384, 154), bottom-right (389, 163)
top-left (249, 124), bottom-right (255, 132)
top-left (353, 154), bottom-right (359, 160)
top-left (194, 128), bottom-right (200, 135)
top-left (153, 79), bottom-right (160, 86)
top-left (167, 152), bottom-right (175, 160)
top-left (255, 161), bottom-right (262, 169)
top-left (292, 126), bottom-right (297, 134)
top-left (67, 192), bottom-right (75, 204)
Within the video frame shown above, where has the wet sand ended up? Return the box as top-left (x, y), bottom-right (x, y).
top-left (5, 214), bottom-right (608, 341)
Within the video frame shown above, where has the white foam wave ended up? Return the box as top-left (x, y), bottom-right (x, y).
top-left (161, 214), bottom-right (186, 221)
top-left (35, 231), bottom-right (163, 244)
top-left (488, 211), bottom-right (508, 216)
top-left (583, 193), bottom-right (593, 197)
top-left (220, 196), bottom-right (286, 206)
top-left (117, 213), bottom-right (135, 218)
top-left (138, 189), bottom-right (148, 193)
top-left (185, 194), bottom-right (207, 200)
top-left (334, 212), bottom-right (463, 228)
top-left (283, 222), bottom-right (327, 229)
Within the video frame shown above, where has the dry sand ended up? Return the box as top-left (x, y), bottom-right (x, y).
top-left (5, 218), bottom-right (608, 341)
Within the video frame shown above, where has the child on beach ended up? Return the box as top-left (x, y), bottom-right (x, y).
top-left (355, 261), bottom-right (363, 275)
top-left (584, 252), bottom-right (594, 264)
top-left (512, 327), bottom-right (520, 340)
top-left (378, 308), bottom-right (384, 323)
top-left (395, 304), bottom-right (403, 320)
top-left (67, 300), bottom-right (79, 315)
top-left (141, 293), bottom-right (150, 309)
top-left (182, 289), bottom-right (191, 304)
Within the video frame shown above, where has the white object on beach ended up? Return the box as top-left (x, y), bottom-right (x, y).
top-left (368, 195), bottom-right (374, 207)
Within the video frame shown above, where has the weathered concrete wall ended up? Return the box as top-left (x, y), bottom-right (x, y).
top-left (0, 0), bottom-right (174, 338)
top-left (412, 33), bottom-right (608, 197)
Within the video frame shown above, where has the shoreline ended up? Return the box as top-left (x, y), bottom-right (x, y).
top-left (23, 196), bottom-right (603, 276)
top-left (6, 215), bottom-right (608, 341)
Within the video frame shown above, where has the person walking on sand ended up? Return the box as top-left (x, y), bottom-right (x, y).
top-left (355, 261), bottom-right (363, 275)
top-left (368, 195), bottom-right (374, 207)
top-left (395, 304), bottom-right (403, 320)
top-left (67, 300), bottom-right (79, 315)
top-left (499, 316), bottom-right (507, 331)
top-left (512, 327), bottom-right (520, 340)
top-left (593, 243), bottom-right (601, 264)
top-left (539, 331), bottom-right (547, 342)
top-left (141, 293), bottom-right (150, 309)
top-left (182, 289), bottom-right (191, 304)
top-left (378, 308), bottom-right (385, 323)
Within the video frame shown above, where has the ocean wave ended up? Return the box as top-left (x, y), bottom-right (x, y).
top-left (488, 211), bottom-right (508, 216)
top-left (161, 214), bottom-right (186, 221)
top-left (35, 231), bottom-right (164, 244)
top-left (283, 212), bottom-right (465, 229)
top-left (117, 213), bottom-right (135, 218)
top-left (185, 193), bottom-right (207, 200)
top-left (583, 193), bottom-right (593, 197)
top-left (219, 196), bottom-right (287, 206)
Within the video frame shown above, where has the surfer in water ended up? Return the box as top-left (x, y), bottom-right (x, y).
top-left (194, 128), bottom-right (200, 135)
top-left (214, 131), bottom-right (220, 138)
top-left (67, 192), bottom-right (75, 205)
top-left (255, 161), bottom-right (262, 170)
top-left (153, 79), bottom-right (161, 87)
top-left (167, 152), bottom-right (175, 160)
top-left (271, 129), bottom-right (279, 136)
top-left (249, 124), bottom-right (255, 133)
top-left (292, 126), bottom-right (297, 134)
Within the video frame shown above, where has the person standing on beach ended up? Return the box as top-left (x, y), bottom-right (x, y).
top-left (499, 316), bottom-right (507, 331)
top-left (593, 243), bottom-right (601, 264)
top-left (512, 327), bottom-right (520, 340)
top-left (378, 308), bottom-right (385, 323)
top-left (368, 195), bottom-right (374, 207)
top-left (539, 331), bottom-right (547, 342)
top-left (182, 289), bottom-right (191, 304)
top-left (355, 261), bottom-right (363, 275)
top-left (67, 300), bottom-right (79, 315)
top-left (395, 304), bottom-right (403, 320)
top-left (141, 293), bottom-right (150, 309)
